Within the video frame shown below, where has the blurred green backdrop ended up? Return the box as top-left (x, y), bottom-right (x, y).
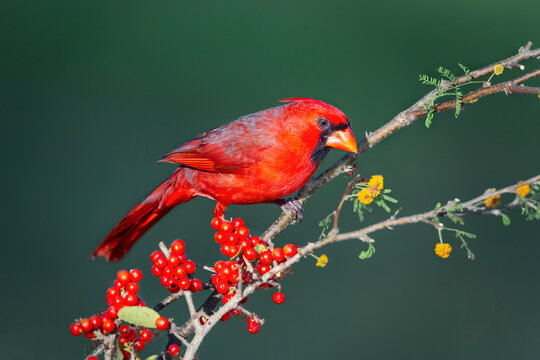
top-left (1, 1), bottom-right (539, 359)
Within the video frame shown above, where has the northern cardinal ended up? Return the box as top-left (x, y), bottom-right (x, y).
top-left (93, 98), bottom-right (357, 261)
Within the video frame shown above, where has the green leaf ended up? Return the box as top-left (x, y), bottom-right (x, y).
top-left (382, 194), bottom-right (398, 203)
top-left (425, 107), bottom-right (434, 128)
top-left (359, 243), bottom-right (376, 260)
top-left (118, 306), bottom-right (161, 328)
top-left (376, 199), bottom-right (391, 213)
top-left (500, 213), bottom-right (511, 226)
top-left (434, 202), bottom-right (441, 210)
top-left (146, 356), bottom-right (159, 360)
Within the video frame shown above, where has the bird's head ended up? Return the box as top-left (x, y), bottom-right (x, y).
top-left (279, 98), bottom-right (357, 164)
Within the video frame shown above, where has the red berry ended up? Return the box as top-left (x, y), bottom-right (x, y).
top-left (151, 250), bottom-right (164, 263)
top-left (134, 338), bottom-right (145, 352)
top-left (168, 344), bottom-right (180, 355)
top-left (102, 318), bottom-right (116, 333)
top-left (272, 291), bottom-right (285, 304)
top-left (124, 293), bottom-right (139, 306)
top-left (119, 324), bottom-right (131, 337)
top-left (190, 279), bottom-right (203, 292)
top-left (163, 265), bottom-right (176, 278)
top-left (109, 295), bottom-right (124, 308)
top-left (154, 257), bottom-right (167, 269)
top-left (214, 261), bottom-right (226, 272)
top-left (226, 233), bottom-right (238, 244)
top-left (87, 357), bottom-right (98, 360)
top-left (170, 239), bottom-right (185, 255)
top-left (155, 316), bottom-right (169, 330)
top-left (247, 319), bottom-right (260, 334)
top-left (240, 296), bottom-right (248, 303)
top-left (167, 282), bottom-right (180, 293)
top-left (139, 329), bottom-right (153, 342)
top-left (117, 270), bottom-right (131, 284)
top-left (118, 335), bottom-right (129, 347)
top-left (283, 244), bottom-right (297, 257)
top-left (250, 235), bottom-right (261, 246)
top-left (107, 287), bottom-right (120, 298)
top-left (106, 306), bottom-right (119, 319)
top-left (84, 331), bottom-right (96, 339)
top-left (90, 315), bottom-right (102, 330)
top-left (175, 265), bottom-right (186, 278)
top-left (220, 221), bottom-right (233, 233)
top-left (184, 260), bottom-right (196, 274)
top-left (220, 312), bottom-right (231, 321)
top-left (259, 250), bottom-right (273, 265)
top-left (178, 253), bottom-right (187, 263)
top-left (211, 217), bottom-right (223, 230)
top-left (243, 247), bottom-right (257, 261)
top-left (151, 265), bottom-right (162, 277)
top-left (70, 322), bottom-right (82, 336)
top-left (130, 268), bottom-right (143, 282)
top-left (125, 282), bottom-right (139, 294)
top-left (222, 293), bottom-right (235, 304)
top-left (211, 274), bottom-right (220, 286)
top-left (238, 238), bottom-right (251, 249)
top-left (214, 231), bottom-right (226, 244)
top-left (113, 279), bottom-right (124, 289)
top-left (231, 217), bottom-right (244, 229)
top-left (178, 277), bottom-right (191, 290)
top-left (236, 226), bottom-right (249, 238)
top-left (160, 276), bottom-right (171, 287)
top-left (79, 318), bottom-right (93, 333)
top-left (230, 308), bottom-right (240, 316)
top-left (257, 263), bottom-right (271, 275)
top-left (199, 315), bottom-right (208, 325)
top-left (216, 281), bottom-right (229, 294)
top-left (272, 248), bottom-right (285, 262)
top-left (168, 255), bottom-right (181, 267)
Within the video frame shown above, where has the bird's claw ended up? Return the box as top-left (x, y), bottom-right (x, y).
top-left (276, 198), bottom-right (303, 223)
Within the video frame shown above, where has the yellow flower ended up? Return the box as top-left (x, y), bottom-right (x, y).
top-left (434, 243), bottom-right (452, 258)
top-left (357, 188), bottom-right (374, 204)
top-left (367, 175), bottom-right (384, 197)
top-left (516, 181), bottom-right (530, 197)
top-left (493, 64), bottom-right (504, 76)
top-left (484, 194), bottom-right (501, 208)
top-left (316, 254), bottom-right (328, 267)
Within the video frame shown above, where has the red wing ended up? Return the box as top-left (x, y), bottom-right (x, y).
top-left (160, 122), bottom-right (267, 174)
top-left (160, 146), bottom-right (217, 172)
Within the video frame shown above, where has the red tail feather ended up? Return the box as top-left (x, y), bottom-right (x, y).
top-left (93, 169), bottom-right (197, 261)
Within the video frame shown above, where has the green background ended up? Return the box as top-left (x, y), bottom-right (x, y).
top-left (1, 1), bottom-right (539, 359)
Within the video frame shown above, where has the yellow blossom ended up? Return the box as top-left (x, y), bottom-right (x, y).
top-left (357, 188), bottom-right (374, 204)
top-left (484, 194), bottom-right (501, 208)
top-left (434, 243), bottom-right (452, 258)
top-left (493, 64), bottom-right (504, 76)
top-left (516, 181), bottom-right (530, 197)
top-left (367, 175), bottom-right (384, 197)
top-left (316, 254), bottom-right (328, 267)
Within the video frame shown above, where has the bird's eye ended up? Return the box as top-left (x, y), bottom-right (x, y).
top-left (317, 117), bottom-right (330, 130)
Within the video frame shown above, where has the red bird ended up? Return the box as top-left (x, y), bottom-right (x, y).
top-left (93, 98), bottom-right (357, 261)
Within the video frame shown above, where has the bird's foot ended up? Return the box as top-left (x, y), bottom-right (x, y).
top-left (275, 198), bottom-right (303, 223)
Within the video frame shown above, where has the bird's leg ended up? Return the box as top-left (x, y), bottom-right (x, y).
top-left (275, 198), bottom-right (303, 222)
top-left (213, 202), bottom-right (227, 219)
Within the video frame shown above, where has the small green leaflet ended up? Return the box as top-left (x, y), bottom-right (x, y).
top-left (146, 356), bottom-right (159, 360)
top-left (359, 243), bottom-right (376, 260)
top-left (500, 213), bottom-right (511, 226)
top-left (118, 306), bottom-right (161, 328)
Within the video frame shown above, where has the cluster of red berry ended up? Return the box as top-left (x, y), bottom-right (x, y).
top-left (209, 217), bottom-right (293, 333)
top-left (150, 239), bottom-right (203, 293)
top-left (70, 269), bottom-right (144, 339)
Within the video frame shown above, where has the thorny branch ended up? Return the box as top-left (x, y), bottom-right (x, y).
top-left (86, 42), bottom-right (540, 360)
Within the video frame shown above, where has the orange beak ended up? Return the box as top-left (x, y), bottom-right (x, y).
top-left (326, 127), bottom-right (357, 153)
